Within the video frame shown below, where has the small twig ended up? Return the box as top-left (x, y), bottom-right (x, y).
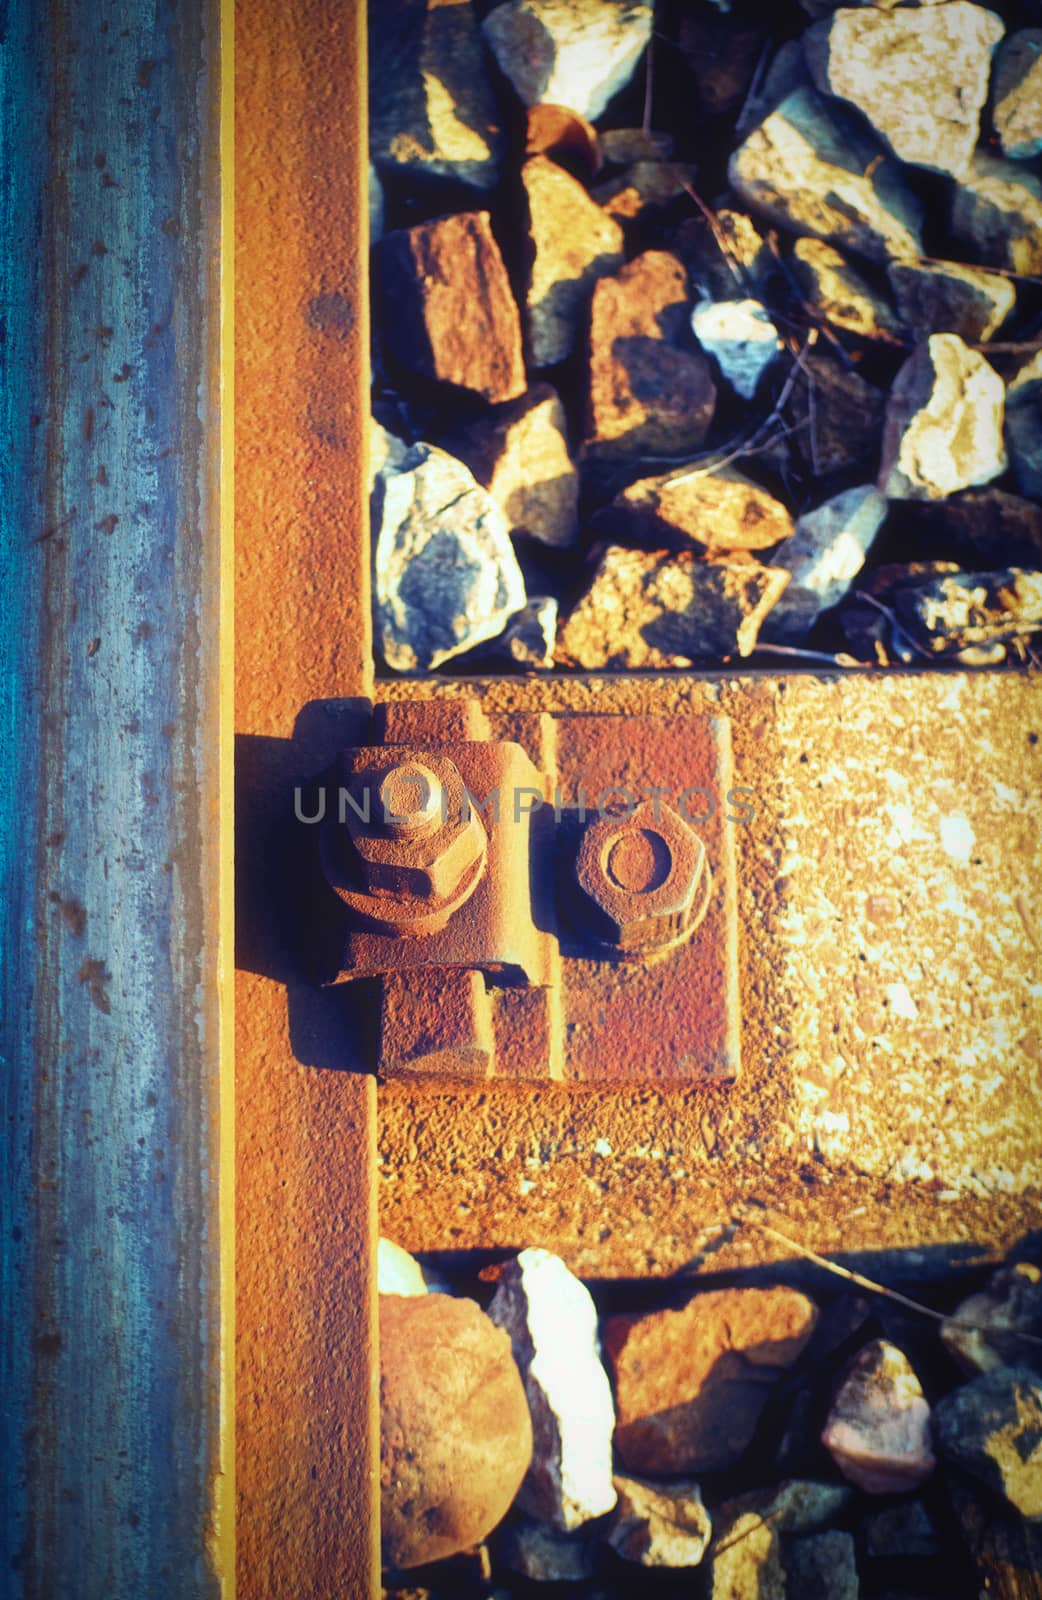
top-left (751, 643), bottom-right (863, 668)
top-left (741, 1211), bottom-right (1042, 1352)
top-left (735, 36), bottom-right (773, 139)
top-left (642, 31), bottom-right (654, 137)
top-left (708, 417), bottom-right (810, 474)
top-left (918, 254), bottom-right (1042, 287)
top-left (677, 177), bottom-right (748, 293)
top-left (773, 328), bottom-right (818, 412)
top-left (807, 369), bottom-right (821, 477)
top-left (853, 589), bottom-right (935, 661)
top-left (766, 233), bottom-right (864, 365)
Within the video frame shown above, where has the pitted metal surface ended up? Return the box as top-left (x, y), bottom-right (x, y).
top-left (315, 698), bottom-right (740, 1084)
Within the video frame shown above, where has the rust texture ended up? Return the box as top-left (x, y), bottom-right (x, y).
top-left (234, 0), bottom-right (379, 1594)
top-left (573, 800), bottom-right (709, 956)
top-left (317, 702), bottom-right (739, 1084)
top-left (378, 672), bottom-right (1042, 1280)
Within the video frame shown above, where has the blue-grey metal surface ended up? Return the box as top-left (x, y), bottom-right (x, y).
top-left (1, 0), bottom-right (226, 1593)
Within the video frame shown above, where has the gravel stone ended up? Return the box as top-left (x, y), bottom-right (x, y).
top-left (949, 151), bottom-right (1042, 274)
top-left (782, 1530), bottom-right (859, 1600)
top-left (804, 3), bottom-right (1004, 178)
top-left (369, 0), bottom-right (504, 191)
top-left (992, 29), bottom-right (1042, 160)
top-left (894, 568), bottom-right (1042, 655)
top-left (373, 441), bottom-right (526, 671)
top-left (499, 1517), bottom-right (599, 1582)
top-left (709, 1513), bottom-right (786, 1600)
top-left (555, 547), bottom-right (792, 667)
top-left (378, 212), bottom-right (526, 403)
top-left (691, 298), bottom-right (782, 398)
top-left (443, 383), bottom-right (578, 549)
top-left (604, 1288), bottom-right (818, 1475)
top-left (933, 1365), bottom-right (1042, 1518)
top-left (591, 161), bottom-right (697, 230)
top-left (879, 334), bottom-right (1006, 501)
top-left (600, 127), bottom-right (676, 166)
top-left (672, 209), bottom-right (773, 302)
top-left (822, 1340), bottom-right (935, 1494)
top-left (378, 1237), bottom-right (428, 1296)
top-left (888, 260), bottom-right (1014, 343)
top-left (761, 485), bottom-right (887, 641)
top-left (596, 464), bottom-right (793, 552)
top-left (585, 251), bottom-right (717, 461)
top-left (942, 1263), bottom-right (1042, 1376)
top-left (1007, 348), bottom-right (1042, 500)
top-left (786, 352), bottom-right (888, 476)
top-left (380, 1294), bottom-right (533, 1568)
top-left (864, 1499), bottom-right (943, 1560)
top-left (885, 488), bottom-right (1042, 569)
top-left (493, 597), bottom-right (557, 669)
top-left (715, 1480), bottom-right (852, 1537)
top-left (729, 87), bottom-right (924, 264)
top-left (607, 1475), bottom-right (712, 1568)
top-left (791, 239), bottom-right (904, 341)
top-left (487, 1248), bottom-right (616, 1530)
top-left (482, 0), bottom-right (653, 122)
top-left (522, 155), bottom-right (624, 368)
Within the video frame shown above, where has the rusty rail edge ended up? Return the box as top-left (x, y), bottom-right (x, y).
top-left (234, 0), bottom-right (380, 1591)
top-left (1, 0), bottom-right (231, 1593)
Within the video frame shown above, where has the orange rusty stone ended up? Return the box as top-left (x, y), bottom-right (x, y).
top-left (603, 1287), bottom-right (819, 1475)
top-left (377, 211), bottom-right (527, 404)
top-left (584, 251), bottom-right (716, 462)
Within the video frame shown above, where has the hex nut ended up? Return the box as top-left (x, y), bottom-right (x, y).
top-left (574, 800), bottom-right (708, 954)
top-left (322, 748), bottom-right (487, 934)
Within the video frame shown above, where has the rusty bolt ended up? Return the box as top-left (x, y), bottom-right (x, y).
top-left (573, 799), bottom-right (709, 955)
top-left (322, 748), bottom-right (487, 936)
top-left (375, 759), bottom-right (443, 839)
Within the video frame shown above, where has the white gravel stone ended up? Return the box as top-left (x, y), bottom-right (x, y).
top-left (880, 334), bottom-right (1007, 501)
top-left (495, 597), bottom-right (558, 669)
top-left (933, 1365), bottom-right (1042, 1518)
top-left (608, 1475), bottom-right (712, 1569)
top-left (369, 0), bottom-right (504, 191)
top-left (804, 2), bottom-right (1005, 178)
top-left (822, 1339), bottom-right (936, 1494)
top-left (483, 0), bottom-right (653, 123)
top-left (369, 419), bottom-right (412, 488)
top-left (691, 298), bottom-right (782, 399)
top-left (992, 29), bottom-right (1042, 160)
top-left (950, 151), bottom-right (1042, 274)
top-left (762, 486), bottom-right (887, 641)
top-left (522, 155), bottom-right (624, 369)
top-left (487, 1247), bottom-right (617, 1530)
top-left (499, 1517), bottom-right (599, 1582)
top-left (1007, 348), bottom-right (1042, 500)
top-left (373, 441), bottom-right (526, 671)
top-left (378, 1237), bottom-right (428, 1297)
top-left (729, 88), bottom-right (924, 264)
top-left (368, 163), bottom-right (384, 245)
top-left (942, 1262), bottom-right (1042, 1375)
top-left (792, 239), bottom-right (905, 342)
